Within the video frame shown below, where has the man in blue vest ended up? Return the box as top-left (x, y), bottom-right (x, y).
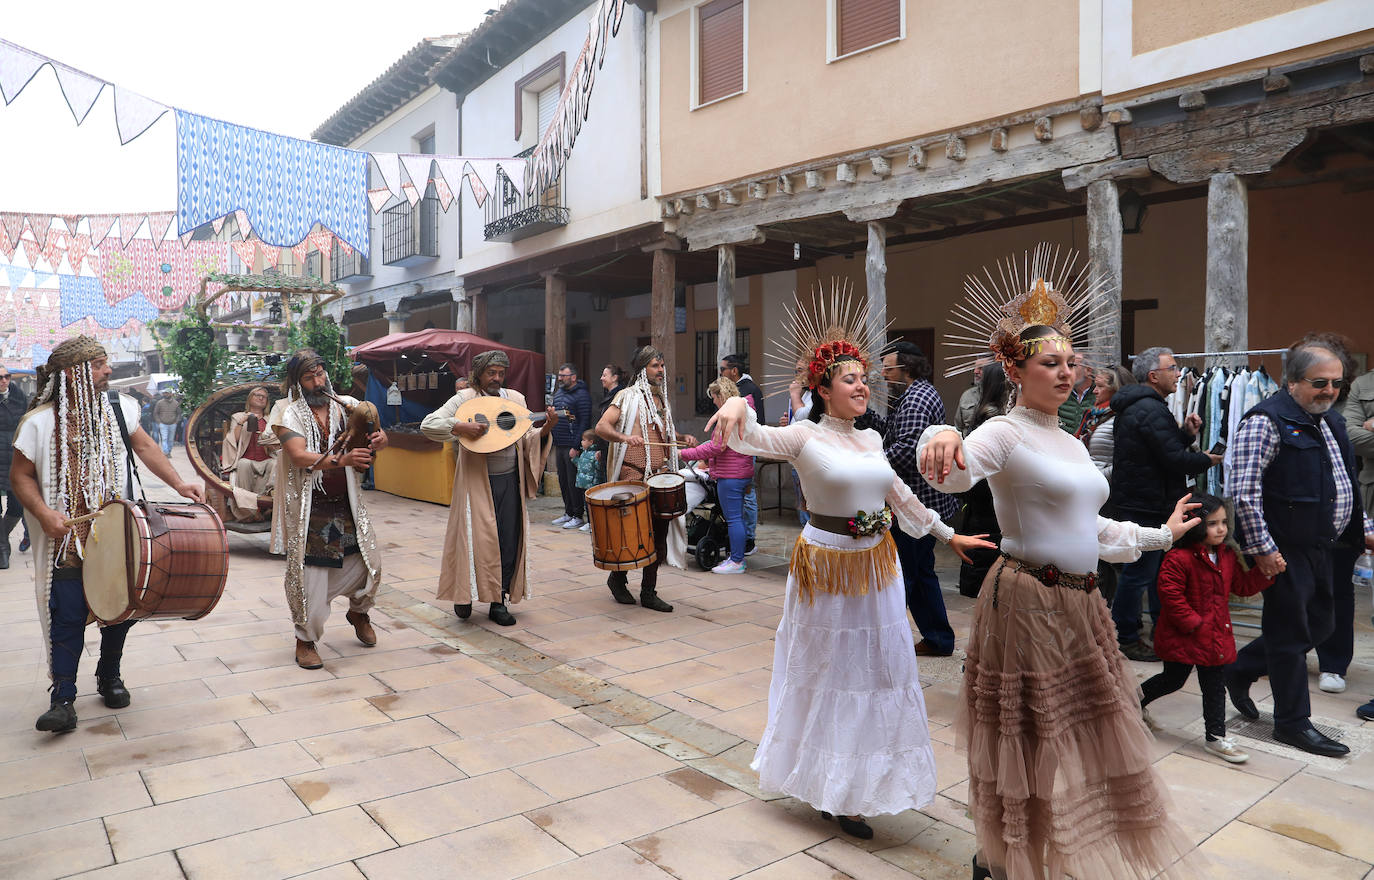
top-left (1226, 342), bottom-right (1374, 757)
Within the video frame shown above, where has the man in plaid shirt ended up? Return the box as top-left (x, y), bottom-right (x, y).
top-left (876, 342), bottom-right (961, 656)
top-left (1226, 342), bottom-right (1374, 758)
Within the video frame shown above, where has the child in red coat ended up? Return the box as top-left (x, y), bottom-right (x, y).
top-left (1139, 494), bottom-right (1272, 764)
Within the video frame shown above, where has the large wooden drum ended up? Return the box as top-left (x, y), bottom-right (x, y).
top-left (646, 472), bottom-right (687, 519)
top-left (82, 500), bottom-right (229, 625)
top-left (585, 481), bottom-right (656, 571)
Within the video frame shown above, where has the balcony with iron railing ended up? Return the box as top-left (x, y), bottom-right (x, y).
top-left (330, 243), bottom-right (372, 283)
top-left (484, 146), bottom-right (570, 243)
top-left (383, 196), bottom-right (440, 266)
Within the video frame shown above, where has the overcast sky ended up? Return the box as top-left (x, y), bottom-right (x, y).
top-left (0, 0), bottom-right (497, 214)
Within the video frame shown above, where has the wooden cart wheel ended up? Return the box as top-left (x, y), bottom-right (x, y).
top-left (185, 382), bottom-right (286, 516)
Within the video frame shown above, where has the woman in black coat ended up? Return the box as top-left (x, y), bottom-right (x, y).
top-left (0, 370), bottom-right (30, 568)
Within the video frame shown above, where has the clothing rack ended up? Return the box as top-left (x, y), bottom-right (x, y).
top-left (1129, 348), bottom-right (1289, 370)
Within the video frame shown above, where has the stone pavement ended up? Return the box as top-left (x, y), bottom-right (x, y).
top-left (3, 457), bottom-right (1374, 879)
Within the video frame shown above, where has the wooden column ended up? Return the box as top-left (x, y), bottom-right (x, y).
top-left (865, 220), bottom-right (890, 414)
top-left (544, 273), bottom-right (567, 371)
top-left (716, 245), bottom-right (736, 365)
top-left (452, 287), bottom-right (473, 333)
top-left (1205, 173), bottom-right (1248, 366)
top-left (1086, 179), bottom-right (1124, 363)
top-left (651, 248), bottom-right (677, 377)
top-left (471, 287), bottom-right (488, 339)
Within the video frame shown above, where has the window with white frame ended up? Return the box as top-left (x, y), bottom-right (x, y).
top-left (514, 54), bottom-right (565, 147)
top-left (830, 0), bottom-right (903, 61)
top-left (695, 0), bottom-right (745, 107)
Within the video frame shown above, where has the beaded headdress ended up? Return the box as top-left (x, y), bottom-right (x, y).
top-left (942, 243), bottom-right (1115, 377)
top-left (767, 278), bottom-right (889, 393)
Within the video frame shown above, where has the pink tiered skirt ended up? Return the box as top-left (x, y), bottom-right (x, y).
top-left (960, 558), bottom-right (1195, 879)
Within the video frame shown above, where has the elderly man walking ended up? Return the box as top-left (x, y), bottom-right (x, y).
top-left (1226, 342), bottom-right (1374, 757)
top-left (152, 389), bottom-right (182, 454)
top-left (1109, 346), bottom-right (1221, 660)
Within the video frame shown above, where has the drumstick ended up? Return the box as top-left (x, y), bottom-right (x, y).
top-left (643, 441), bottom-right (687, 448)
top-left (63, 511), bottom-right (102, 527)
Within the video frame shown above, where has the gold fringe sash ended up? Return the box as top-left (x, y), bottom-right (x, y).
top-left (789, 532), bottom-right (898, 605)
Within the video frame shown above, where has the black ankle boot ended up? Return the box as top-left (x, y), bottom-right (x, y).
top-left (607, 575), bottom-right (636, 605)
top-left (0, 539), bottom-right (9, 569)
top-left (453, 603), bottom-right (473, 619)
top-left (488, 602), bottom-right (516, 626)
top-left (639, 588), bottom-right (673, 613)
top-left (971, 854), bottom-right (992, 880)
top-left (820, 811), bottom-right (874, 840)
top-left (36, 700), bottom-right (77, 732)
top-left (97, 677), bottom-right (131, 709)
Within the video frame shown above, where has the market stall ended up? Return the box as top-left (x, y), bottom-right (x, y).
top-left (350, 329), bottom-right (546, 505)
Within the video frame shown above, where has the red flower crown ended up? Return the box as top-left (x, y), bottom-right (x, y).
top-left (806, 340), bottom-right (867, 387)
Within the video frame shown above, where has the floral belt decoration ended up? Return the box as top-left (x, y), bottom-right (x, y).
top-left (848, 506), bottom-right (893, 538)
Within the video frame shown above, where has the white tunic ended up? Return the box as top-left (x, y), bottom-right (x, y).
top-left (916, 406), bottom-right (1172, 574)
top-left (725, 411), bottom-right (947, 815)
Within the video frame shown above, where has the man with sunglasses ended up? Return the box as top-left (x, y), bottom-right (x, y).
top-left (1226, 342), bottom-right (1374, 758)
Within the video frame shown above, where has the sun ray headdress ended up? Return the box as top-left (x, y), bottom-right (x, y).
top-left (764, 278), bottom-right (890, 396)
top-left (941, 242), bottom-right (1116, 377)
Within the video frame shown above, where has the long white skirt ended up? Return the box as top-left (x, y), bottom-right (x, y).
top-left (751, 524), bottom-right (939, 816)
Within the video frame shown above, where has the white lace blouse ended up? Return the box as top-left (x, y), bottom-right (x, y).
top-left (917, 406), bottom-right (1172, 574)
top-left (725, 411), bottom-right (955, 543)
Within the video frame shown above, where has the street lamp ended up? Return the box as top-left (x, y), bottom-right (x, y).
top-left (1120, 187), bottom-right (1148, 234)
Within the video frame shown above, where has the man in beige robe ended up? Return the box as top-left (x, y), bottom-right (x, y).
top-left (422, 350), bottom-right (554, 625)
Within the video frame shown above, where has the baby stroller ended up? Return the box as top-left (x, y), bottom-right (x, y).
top-left (684, 466), bottom-right (731, 571)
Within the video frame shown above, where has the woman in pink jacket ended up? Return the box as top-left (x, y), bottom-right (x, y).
top-left (679, 377), bottom-right (755, 574)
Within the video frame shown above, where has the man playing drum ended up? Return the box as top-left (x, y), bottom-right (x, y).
top-left (595, 346), bottom-right (695, 612)
top-left (422, 350), bottom-right (555, 626)
top-left (270, 350), bottom-right (387, 670)
top-left (12, 336), bottom-right (204, 733)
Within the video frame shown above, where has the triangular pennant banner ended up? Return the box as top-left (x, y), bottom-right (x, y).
top-left (1, 213), bottom-right (25, 244)
top-left (21, 238), bottom-right (42, 267)
top-left (0, 40), bottom-right (47, 105)
top-left (61, 214), bottom-right (82, 235)
top-left (88, 214), bottom-right (117, 248)
top-left (52, 63), bottom-right (105, 125)
top-left (147, 211), bottom-right (175, 249)
top-left (291, 241), bottom-right (309, 262)
top-left (401, 181), bottom-right (420, 207)
top-left (25, 214), bottom-right (53, 248)
top-left (259, 242), bottom-right (280, 268)
top-left (66, 234), bottom-right (90, 275)
top-left (118, 213), bottom-right (145, 248)
top-left (400, 154), bottom-right (435, 198)
top-left (234, 210), bottom-right (251, 239)
top-left (433, 175), bottom-right (454, 211)
top-left (462, 161), bottom-right (493, 209)
top-left (230, 239), bottom-right (257, 268)
top-left (113, 87), bottom-right (168, 145)
top-left (211, 216), bottom-right (225, 235)
top-left (0, 226), bottom-right (13, 261)
top-left (179, 230), bottom-right (195, 247)
top-left (307, 230), bottom-right (333, 261)
top-left (4, 264), bottom-right (27, 290)
top-left (369, 153), bottom-right (403, 205)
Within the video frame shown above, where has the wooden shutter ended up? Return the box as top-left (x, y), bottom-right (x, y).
top-left (837, 0), bottom-right (900, 57)
top-left (699, 0), bottom-right (744, 104)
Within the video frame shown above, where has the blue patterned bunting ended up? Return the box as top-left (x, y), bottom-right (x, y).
top-left (58, 274), bottom-right (158, 328)
top-left (175, 111), bottom-right (369, 252)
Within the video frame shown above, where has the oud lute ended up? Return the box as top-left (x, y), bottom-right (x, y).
top-left (454, 395), bottom-right (561, 453)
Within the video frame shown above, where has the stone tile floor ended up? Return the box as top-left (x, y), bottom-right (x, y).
top-left (2, 458), bottom-right (1374, 879)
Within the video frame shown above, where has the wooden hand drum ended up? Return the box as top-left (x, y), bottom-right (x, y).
top-left (585, 481), bottom-right (656, 571)
top-left (82, 500), bottom-right (229, 625)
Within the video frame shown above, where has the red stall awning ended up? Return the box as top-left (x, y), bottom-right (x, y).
top-left (351, 329), bottom-right (546, 408)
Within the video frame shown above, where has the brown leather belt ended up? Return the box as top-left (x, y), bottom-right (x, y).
top-left (807, 511), bottom-right (892, 538)
top-left (992, 552), bottom-right (1098, 608)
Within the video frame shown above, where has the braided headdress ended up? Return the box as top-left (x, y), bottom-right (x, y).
top-left (32, 336), bottom-right (121, 560)
top-left (942, 243), bottom-right (1115, 376)
top-left (765, 278), bottom-right (888, 393)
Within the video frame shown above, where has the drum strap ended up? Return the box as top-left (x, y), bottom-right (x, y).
top-left (108, 391), bottom-right (145, 503)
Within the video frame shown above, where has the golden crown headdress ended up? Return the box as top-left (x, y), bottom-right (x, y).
top-left (766, 278), bottom-right (890, 393)
top-left (942, 243), bottom-right (1115, 377)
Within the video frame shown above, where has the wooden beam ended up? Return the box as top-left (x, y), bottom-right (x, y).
top-left (673, 129), bottom-right (1117, 250)
top-left (651, 249), bottom-right (675, 379)
top-left (1147, 130), bottom-right (1307, 183)
top-left (865, 221), bottom-right (890, 414)
top-left (1062, 157), bottom-right (1152, 191)
top-left (843, 200), bottom-right (904, 223)
top-left (1086, 179), bottom-right (1123, 363)
top-left (544, 274), bottom-right (567, 372)
top-left (717, 246), bottom-right (736, 364)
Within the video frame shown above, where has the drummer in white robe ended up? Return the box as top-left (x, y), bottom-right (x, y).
top-left (12, 336), bottom-right (202, 733)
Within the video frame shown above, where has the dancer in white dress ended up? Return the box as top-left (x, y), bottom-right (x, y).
top-left (710, 290), bottom-right (991, 839)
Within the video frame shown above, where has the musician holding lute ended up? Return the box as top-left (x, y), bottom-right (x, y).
top-left (270, 350), bottom-right (387, 671)
top-left (12, 336), bottom-right (205, 733)
top-left (421, 349), bottom-right (554, 627)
